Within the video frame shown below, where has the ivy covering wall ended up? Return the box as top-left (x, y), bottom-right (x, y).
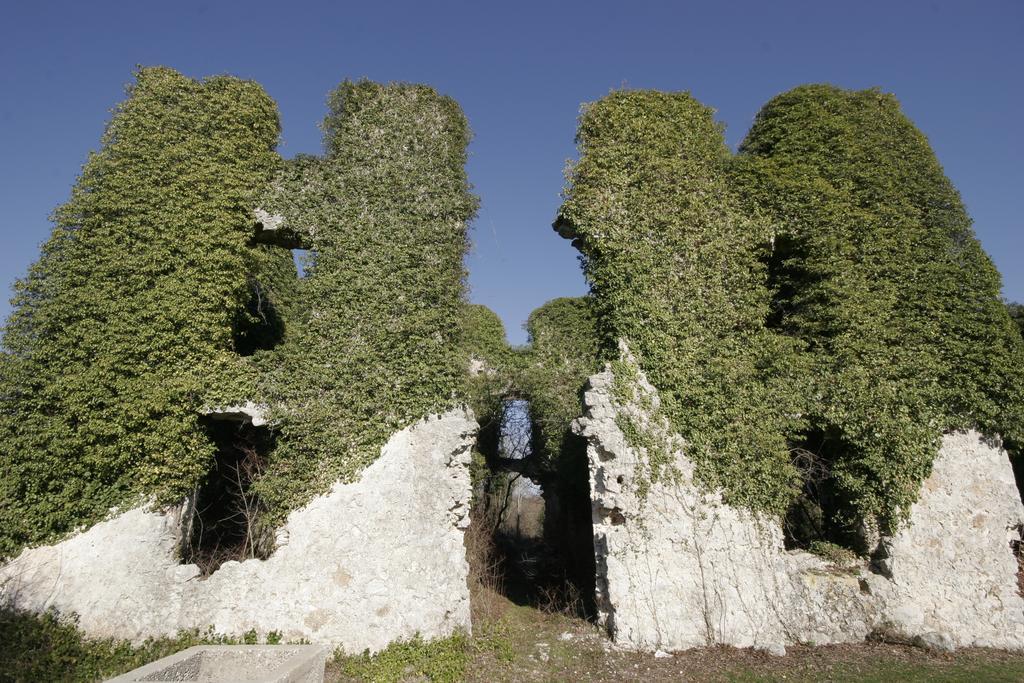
top-left (461, 303), bottom-right (518, 420)
top-left (3, 72), bottom-right (1019, 560)
top-left (556, 91), bottom-right (807, 515)
top-left (253, 81), bottom-right (479, 522)
top-left (520, 297), bottom-right (600, 479)
top-left (1008, 302), bottom-right (1024, 340)
top-left (733, 84), bottom-right (1024, 528)
top-left (555, 85), bottom-right (1022, 531)
top-left (0, 68), bottom-right (289, 557)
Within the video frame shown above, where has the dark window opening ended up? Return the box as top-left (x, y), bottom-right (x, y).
top-left (233, 279), bottom-right (286, 356)
top-left (765, 231), bottom-right (818, 331)
top-left (181, 418), bottom-right (275, 576)
top-left (1009, 450), bottom-right (1024, 596)
top-left (1009, 448), bottom-right (1024, 507)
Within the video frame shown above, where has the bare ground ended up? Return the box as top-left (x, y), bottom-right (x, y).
top-left (328, 588), bottom-right (1024, 682)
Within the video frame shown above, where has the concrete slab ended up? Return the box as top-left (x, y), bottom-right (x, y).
top-left (105, 645), bottom-right (330, 683)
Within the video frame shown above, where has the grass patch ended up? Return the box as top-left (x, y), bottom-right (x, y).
top-left (9, 594), bottom-right (1024, 682)
top-left (332, 633), bottom-right (471, 683)
top-left (807, 540), bottom-right (860, 567)
top-left (0, 607), bottom-right (282, 683)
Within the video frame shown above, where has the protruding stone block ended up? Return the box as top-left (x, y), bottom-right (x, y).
top-left (253, 208), bottom-right (307, 249)
top-left (106, 645), bottom-right (330, 683)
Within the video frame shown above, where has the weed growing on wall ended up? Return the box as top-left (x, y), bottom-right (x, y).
top-left (0, 68), bottom-right (289, 557)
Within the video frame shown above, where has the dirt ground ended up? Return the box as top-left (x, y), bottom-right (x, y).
top-left (327, 588), bottom-right (1024, 682)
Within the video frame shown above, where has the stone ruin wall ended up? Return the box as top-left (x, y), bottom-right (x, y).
top-left (4, 352), bottom-right (1024, 656)
top-left (577, 349), bottom-right (1024, 653)
top-left (0, 409), bottom-right (477, 653)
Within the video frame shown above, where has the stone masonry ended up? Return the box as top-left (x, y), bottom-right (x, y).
top-left (576, 345), bottom-right (1024, 653)
top-left (0, 409), bottom-right (477, 652)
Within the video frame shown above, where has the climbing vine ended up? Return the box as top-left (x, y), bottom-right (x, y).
top-left (253, 81), bottom-right (479, 523)
top-left (732, 84), bottom-right (1024, 529)
top-left (461, 303), bottom-right (520, 421)
top-left (0, 68), bottom-right (287, 558)
top-left (556, 90), bottom-right (807, 515)
top-left (519, 297), bottom-right (600, 479)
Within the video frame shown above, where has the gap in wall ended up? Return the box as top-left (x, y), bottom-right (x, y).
top-left (181, 417), bottom-right (275, 576)
top-left (469, 398), bottom-right (596, 619)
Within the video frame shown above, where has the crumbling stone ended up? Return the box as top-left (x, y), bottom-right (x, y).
top-left (576, 348), bottom-right (1024, 652)
top-left (0, 409), bottom-right (477, 652)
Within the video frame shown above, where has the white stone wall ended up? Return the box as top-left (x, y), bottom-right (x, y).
top-left (0, 409), bottom-right (477, 652)
top-left (870, 430), bottom-right (1024, 649)
top-left (578, 347), bottom-right (1024, 652)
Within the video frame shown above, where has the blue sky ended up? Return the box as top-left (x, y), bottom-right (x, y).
top-left (1, 1), bottom-right (1020, 345)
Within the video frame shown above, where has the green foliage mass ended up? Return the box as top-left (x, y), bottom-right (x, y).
top-left (1008, 302), bottom-right (1024, 340)
top-left (461, 302), bottom-right (520, 420)
top-left (459, 303), bottom-right (518, 482)
top-left (733, 84), bottom-right (1024, 527)
top-left (462, 304), bottom-right (514, 369)
top-left (254, 81), bottom-right (478, 521)
top-left (0, 67), bottom-right (290, 557)
top-left (520, 297), bottom-right (600, 478)
top-left (556, 90), bottom-right (806, 514)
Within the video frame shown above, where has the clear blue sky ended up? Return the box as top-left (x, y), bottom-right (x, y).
top-left (1, 1), bottom-right (1021, 345)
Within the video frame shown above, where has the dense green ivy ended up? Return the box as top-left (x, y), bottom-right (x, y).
top-left (0, 68), bottom-right (289, 557)
top-left (556, 90), bottom-right (807, 514)
top-left (254, 81), bottom-right (478, 522)
top-left (520, 297), bottom-right (600, 478)
top-left (1008, 302), bottom-right (1024, 340)
top-left (733, 84), bottom-right (1024, 528)
top-left (461, 303), bottom-right (520, 417)
top-left (461, 304), bottom-right (513, 368)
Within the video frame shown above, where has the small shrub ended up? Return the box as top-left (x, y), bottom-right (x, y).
top-left (0, 607), bottom-right (242, 683)
top-left (808, 540), bottom-right (860, 567)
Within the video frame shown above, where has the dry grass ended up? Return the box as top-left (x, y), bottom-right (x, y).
top-left (325, 580), bottom-right (1024, 682)
top-left (460, 589), bottom-right (1024, 682)
top-left (464, 495), bottom-right (507, 626)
